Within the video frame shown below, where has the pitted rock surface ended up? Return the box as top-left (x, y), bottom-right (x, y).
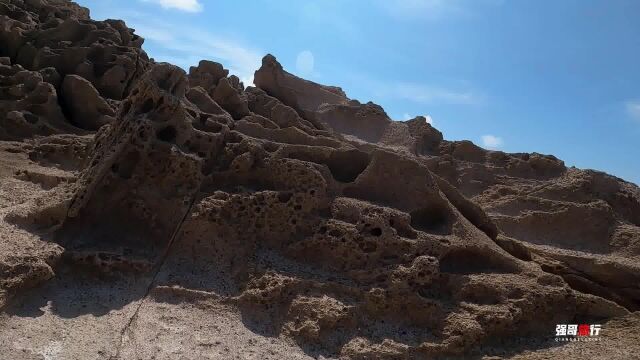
top-left (0, 2), bottom-right (639, 360)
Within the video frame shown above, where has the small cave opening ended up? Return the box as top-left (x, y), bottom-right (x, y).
top-left (156, 126), bottom-right (177, 143)
top-left (409, 201), bottom-right (453, 235)
top-left (326, 149), bottom-right (370, 183)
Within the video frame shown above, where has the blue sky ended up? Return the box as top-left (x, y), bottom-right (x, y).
top-left (78, 0), bottom-right (640, 185)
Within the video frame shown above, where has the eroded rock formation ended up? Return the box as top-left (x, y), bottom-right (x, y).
top-left (0, 0), bottom-right (150, 139)
top-left (0, 1), bottom-right (639, 359)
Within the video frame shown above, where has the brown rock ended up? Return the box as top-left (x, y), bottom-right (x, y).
top-left (0, 60), bottom-right (80, 140)
top-left (212, 76), bottom-right (250, 119)
top-left (188, 59), bottom-right (229, 95)
top-left (1, 0), bottom-right (149, 100)
top-left (406, 115), bottom-right (443, 155)
top-left (61, 74), bottom-right (114, 130)
top-left (0, 2), bottom-right (639, 359)
top-left (254, 54), bottom-right (349, 119)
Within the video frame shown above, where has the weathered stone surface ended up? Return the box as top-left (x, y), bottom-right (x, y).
top-left (0, 2), bottom-right (639, 359)
top-left (254, 54), bottom-right (349, 119)
top-left (187, 59), bottom-right (229, 95)
top-left (43, 60), bottom-right (635, 358)
top-left (61, 74), bottom-right (114, 130)
top-left (406, 115), bottom-right (443, 155)
top-left (1, 0), bottom-right (149, 100)
top-left (0, 59), bottom-right (79, 140)
top-left (59, 63), bottom-right (212, 265)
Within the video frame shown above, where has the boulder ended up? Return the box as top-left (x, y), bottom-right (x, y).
top-left (61, 74), bottom-right (114, 130)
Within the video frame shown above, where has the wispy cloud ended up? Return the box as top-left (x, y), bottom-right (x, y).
top-left (141, 0), bottom-right (203, 13)
top-left (344, 72), bottom-right (483, 108)
top-left (626, 100), bottom-right (640, 122)
top-left (377, 0), bottom-right (503, 20)
top-left (481, 134), bottom-right (503, 149)
top-left (393, 82), bottom-right (482, 105)
top-left (122, 15), bottom-right (262, 86)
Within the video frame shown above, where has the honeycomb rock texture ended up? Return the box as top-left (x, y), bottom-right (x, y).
top-left (0, 57), bottom-right (79, 139)
top-left (0, 0), bottom-right (149, 100)
top-left (0, 2), bottom-right (639, 360)
top-left (1, 0), bottom-right (151, 140)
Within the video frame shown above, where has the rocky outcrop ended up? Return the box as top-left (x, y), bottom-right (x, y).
top-left (0, 0), bottom-right (150, 140)
top-left (59, 64), bottom-right (211, 265)
top-left (253, 56), bottom-right (447, 156)
top-left (406, 115), bottom-right (443, 155)
top-left (43, 58), bottom-right (635, 358)
top-left (253, 58), bottom-right (640, 319)
top-left (0, 58), bottom-right (79, 140)
top-left (254, 54), bottom-right (348, 120)
top-left (188, 59), bottom-right (229, 95)
top-left (0, 2), bottom-right (639, 359)
top-left (61, 74), bottom-right (114, 130)
top-left (1, 0), bottom-right (149, 100)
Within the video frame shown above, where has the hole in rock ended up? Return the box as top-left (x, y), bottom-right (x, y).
top-left (369, 227), bottom-right (382, 237)
top-left (277, 191), bottom-right (293, 203)
top-left (156, 126), bottom-right (177, 143)
top-left (409, 202), bottom-right (453, 235)
top-left (326, 150), bottom-right (370, 183)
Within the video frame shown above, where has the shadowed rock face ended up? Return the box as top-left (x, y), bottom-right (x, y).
top-left (1, 0), bottom-right (148, 100)
top-left (0, 0), bottom-right (150, 139)
top-left (61, 74), bottom-right (115, 130)
top-left (0, 2), bottom-right (639, 360)
top-left (0, 57), bottom-right (80, 140)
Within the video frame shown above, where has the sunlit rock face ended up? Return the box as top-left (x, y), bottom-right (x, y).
top-left (0, 1), bottom-right (639, 359)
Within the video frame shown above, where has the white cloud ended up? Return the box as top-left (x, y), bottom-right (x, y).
top-left (295, 50), bottom-right (315, 77)
top-left (481, 134), bottom-right (503, 149)
top-left (626, 100), bottom-right (640, 121)
top-left (343, 72), bottom-right (482, 108)
top-left (142, 0), bottom-right (203, 12)
top-left (121, 16), bottom-right (262, 86)
top-left (403, 113), bottom-right (412, 120)
top-left (424, 115), bottom-right (434, 124)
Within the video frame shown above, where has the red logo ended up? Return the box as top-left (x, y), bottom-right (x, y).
top-left (578, 324), bottom-right (590, 337)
